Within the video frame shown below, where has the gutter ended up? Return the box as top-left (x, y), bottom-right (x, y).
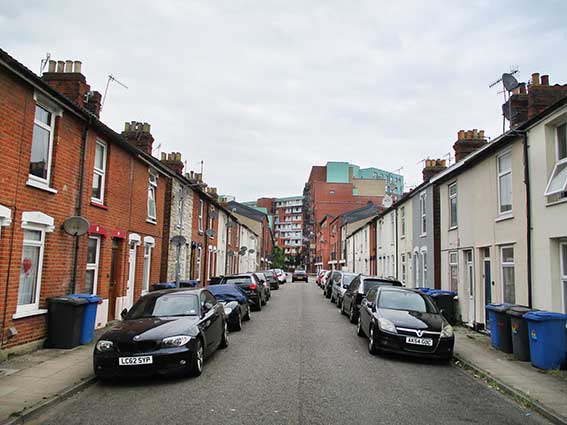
top-left (522, 132), bottom-right (533, 308)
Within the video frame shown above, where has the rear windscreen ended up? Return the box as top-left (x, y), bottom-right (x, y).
top-left (222, 276), bottom-right (251, 285)
top-left (362, 280), bottom-right (395, 293)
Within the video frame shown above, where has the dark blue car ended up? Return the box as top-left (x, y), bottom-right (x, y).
top-left (207, 284), bottom-right (250, 331)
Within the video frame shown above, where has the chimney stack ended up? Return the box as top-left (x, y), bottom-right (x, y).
top-left (422, 159), bottom-right (447, 183)
top-left (42, 58), bottom-right (102, 117)
top-left (453, 129), bottom-right (488, 162)
top-left (122, 121), bottom-right (154, 155)
top-left (160, 151), bottom-right (184, 175)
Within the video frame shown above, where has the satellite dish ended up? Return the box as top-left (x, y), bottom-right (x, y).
top-left (205, 229), bottom-right (215, 238)
top-left (248, 249), bottom-right (255, 254)
top-left (238, 250), bottom-right (246, 256)
top-left (226, 220), bottom-right (235, 228)
top-left (171, 235), bottom-right (187, 246)
top-left (382, 194), bottom-right (393, 209)
top-left (62, 216), bottom-right (89, 236)
top-left (502, 73), bottom-right (520, 92)
top-left (240, 246), bottom-right (247, 252)
top-left (211, 210), bottom-right (218, 220)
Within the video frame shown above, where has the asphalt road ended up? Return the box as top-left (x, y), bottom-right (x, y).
top-left (31, 278), bottom-right (550, 425)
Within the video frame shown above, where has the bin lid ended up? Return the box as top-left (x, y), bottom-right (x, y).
top-left (47, 296), bottom-right (88, 305)
top-left (152, 282), bottom-right (177, 288)
top-left (416, 288), bottom-right (433, 293)
top-left (506, 306), bottom-right (534, 318)
top-left (523, 310), bottom-right (567, 321)
top-left (430, 290), bottom-right (457, 297)
top-left (68, 293), bottom-right (102, 303)
top-left (486, 303), bottom-right (516, 313)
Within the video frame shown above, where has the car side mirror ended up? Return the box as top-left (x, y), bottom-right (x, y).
top-left (343, 284), bottom-right (349, 289)
top-left (203, 302), bottom-right (214, 315)
top-left (440, 308), bottom-right (447, 319)
top-left (120, 308), bottom-right (128, 320)
top-left (367, 302), bottom-right (375, 311)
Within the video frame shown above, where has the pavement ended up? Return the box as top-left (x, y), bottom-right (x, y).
top-left (0, 279), bottom-right (559, 425)
top-left (454, 326), bottom-right (567, 424)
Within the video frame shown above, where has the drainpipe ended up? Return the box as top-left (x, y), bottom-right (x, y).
top-left (395, 211), bottom-right (399, 280)
top-left (522, 132), bottom-right (533, 308)
top-left (70, 117), bottom-right (90, 294)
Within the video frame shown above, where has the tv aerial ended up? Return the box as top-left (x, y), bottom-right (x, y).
top-left (489, 67), bottom-right (520, 132)
top-left (101, 74), bottom-right (128, 113)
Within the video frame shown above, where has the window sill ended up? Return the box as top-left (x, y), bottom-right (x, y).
top-left (146, 218), bottom-right (157, 225)
top-left (495, 214), bottom-right (514, 223)
top-left (448, 226), bottom-right (458, 231)
top-left (90, 201), bottom-right (108, 210)
top-left (13, 308), bottom-right (48, 320)
top-left (546, 197), bottom-right (567, 207)
top-left (420, 233), bottom-right (427, 238)
top-left (26, 178), bottom-right (57, 194)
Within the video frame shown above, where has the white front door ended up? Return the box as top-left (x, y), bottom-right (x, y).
top-left (465, 250), bottom-right (474, 325)
top-left (127, 245), bottom-right (137, 308)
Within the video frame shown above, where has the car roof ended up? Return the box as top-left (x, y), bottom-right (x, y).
top-left (147, 288), bottom-right (204, 297)
top-left (207, 284), bottom-right (244, 295)
top-left (224, 273), bottom-right (253, 278)
top-left (376, 286), bottom-right (419, 294)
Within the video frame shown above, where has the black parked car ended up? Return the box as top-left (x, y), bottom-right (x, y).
top-left (261, 270), bottom-right (280, 290)
top-left (342, 276), bottom-right (403, 323)
top-left (93, 288), bottom-right (228, 380)
top-left (357, 287), bottom-right (454, 360)
top-left (207, 284), bottom-right (250, 331)
top-left (220, 274), bottom-right (266, 311)
top-left (292, 270), bottom-right (308, 282)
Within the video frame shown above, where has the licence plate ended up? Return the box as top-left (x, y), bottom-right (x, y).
top-left (405, 337), bottom-right (433, 346)
top-left (118, 356), bottom-right (153, 366)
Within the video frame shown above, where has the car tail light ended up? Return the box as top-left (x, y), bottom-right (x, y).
top-left (249, 283), bottom-right (257, 290)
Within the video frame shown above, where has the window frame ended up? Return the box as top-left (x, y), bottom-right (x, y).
top-left (544, 123), bottom-right (567, 197)
top-left (449, 251), bottom-right (458, 293)
top-left (560, 241), bottom-right (567, 314)
top-left (400, 206), bottom-right (405, 238)
top-left (86, 235), bottom-right (101, 295)
top-left (147, 170), bottom-right (158, 223)
top-left (91, 140), bottom-right (108, 204)
top-left (421, 249), bottom-right (428, 287)
top-left (501, 245), bottom-right (515, 304)
top-left (28, 102), bottom-right (57, 189)
top-left (141, 240), bottom-right (154, 294)
top-left (448, 182), bottom-right (458, 228)
top-left (419, 192), bottom-right (427, 236)
top-left (16, 227), bottom-right (47, 314)
top-left (198, 200), bottom-right (204, 233)
top-left (401, 253), bottom-right (406, 284)
top-left (497, 150), bottom-right (513, 215)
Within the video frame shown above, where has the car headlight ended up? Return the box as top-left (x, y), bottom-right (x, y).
top-left (441, 324), bottom-right (454, 338)
top-left (377, 318), bottom-right (397, 334)
top-left (161, 335), bottom-right (192, 347)
top-left (96, 340), bottom-right (114, 352)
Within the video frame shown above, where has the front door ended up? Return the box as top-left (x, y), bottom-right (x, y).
top-left (127, 243), bottom-right (137, 309)
top-left (108, 239), bottom-right (122, 321)
top-left (465, 250), bottom-right (474, 326)
top-left (483, 248), bottom-right (492, 328)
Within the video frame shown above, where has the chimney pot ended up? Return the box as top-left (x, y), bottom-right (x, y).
top-left (73, 61), bottom-right (82, 73)
top-left (531, 72), bottom-right (540, 86)
top-left (479, 130), bottom-right (485, 139)
top-left (56, 61), bottom-right (65, 72)
top-left (142, 123), bottom-right (150, 132)
top-left (519, 83), bottom-right (526, 94)
top-left (48, 60), bottom-right (56, 72)
top-left (65, 60), bottom-right (73, 72)
top-left (472, 129), bottom-right (478, 139)
top-left (541, 75), bottom-right (549, 86)
top-left (458, 130), bottom-right (465, 140)
top-left (161, 152), bottom-right (166, 160)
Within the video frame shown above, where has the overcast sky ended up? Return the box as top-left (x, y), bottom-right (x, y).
top-left (2, 0), bottom-right (566, 201)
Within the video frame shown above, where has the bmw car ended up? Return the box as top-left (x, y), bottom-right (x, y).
top-left (207, 284), bottom-right (250, 331)
top-left (357, 287), bottom-right (454, 360)
top-left (93, 288), bottom-right (228, 380)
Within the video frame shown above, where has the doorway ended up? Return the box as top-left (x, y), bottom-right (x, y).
top-left (483, 247), bottom-right (492, 328)
top-left (465, 250), bottom-right (474, 326)
top-left (108, 238), bottom-right (122, 321)
top-left (127, 241), bottom-right (138, 309)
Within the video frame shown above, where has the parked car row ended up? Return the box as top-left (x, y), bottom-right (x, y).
top-left (93, 270), bottom-right (287, 381)
top-left (315, 269), bottom-right (455, 361)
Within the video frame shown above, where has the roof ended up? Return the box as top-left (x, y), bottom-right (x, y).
top-left (275, 195), bottom-right (304, 201)
top-left (227, 201), bottom-right (267, 222)
top-left (337, 202), bottom-right (380, 225)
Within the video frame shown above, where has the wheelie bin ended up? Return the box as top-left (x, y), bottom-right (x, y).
top-left (485, 303), bottom-right (516, 353)
top-left (430, 290), bottom-right (458, 325)
top-left (68, 294), bottom-right (102, 344)
top-left (523, 311), bottom-right (567, 370)
top-left (46, 296), bottom-right (88, 349)
top-left (506, 306), bottom-right (537, 361)
top-left (151, 282), bottom-right (176, 291)
top-left (179, 280), bottom-right (199, 288)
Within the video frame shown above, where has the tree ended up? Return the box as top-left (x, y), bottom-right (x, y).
top-left (271, 246), bottom-right (286, 269)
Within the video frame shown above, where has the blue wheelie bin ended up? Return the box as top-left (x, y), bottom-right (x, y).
top-left (486, 303), bottom-right (516, 353)
top-left (68, 293), bottom-right (102, 345)
top-left (523, 311), bottom-right (567, 370)
top-left (179, 279), bottom-right (199, 288)
top-left (151, 282), bottom-right (176, 291)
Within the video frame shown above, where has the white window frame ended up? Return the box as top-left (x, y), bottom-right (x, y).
top-left (501, 245), bottom-right (515, 304)
top-left (400, 207), bottom-right (405, 238)
top-left (198, 200), bottom-right (204, 233)
top-left (497, 150), bottom-right (513, 215)
top-left (544, 123), bottom-right (567, 197)
top-left (449, 251), bottom-right (458, 293)
top-left (147, 170), bottom-right (158, 223)
top-left (390, 213), bottom-right (395, 243)
top-left (177, 188), bottom-right (185, 229)
top-left (86, 235), bottom-right (101, 295)
top-left (421, 249), bottom-right (428, 287)
top-left (196, 246), bottom-right (202, 281)
top-left (559, 241), bottom-right (567, 313)
top-left (449, 182), bottom-right (458, 228)
top-left (401, 253), bottom-right (406, 284)
top-left (91, 140), bottom-right (107, 204)
top-left (141, 237), bottom-right (155, 294)
top-left (419, 192), bottom-right (427, 236)
top-left (27, 101), bottom-right (56, 189)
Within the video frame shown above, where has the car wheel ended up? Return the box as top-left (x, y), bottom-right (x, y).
top-left (231, 311), bottom-right (242, 331)
top-left (340, 301), bottom-right (346, 316)
top-left (219, 322), bottom-right (229, 349)
top-left (337, 298), bottom-right (342, 309)
top-left (368, 325), bottom-right (379, 355)
top-left (357, 317), bottom-right (365, 337)
top-left (330, 294), bottom-right (335, 303)
top-left (349, 305), bottom-right (357, 324)
top-left (244, 305), bottom-right (251, 321)
top-left (256, 299), bottom-right (262, 311)
top-left (189, 339), bottom-right (204, 377)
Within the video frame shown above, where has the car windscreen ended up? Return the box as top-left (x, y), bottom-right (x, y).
top-left (128, 294), bottom-right (199, 318)
top-left (342, 274), bottom-right (357, 286)
top-left (377, 291), bottom-right (433, 313)
top-left (222, 276), bottom-right (252, 285)
top-left (363, 279), bottom-right (397, 293)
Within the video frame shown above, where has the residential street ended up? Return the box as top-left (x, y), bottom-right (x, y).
top-left (30, 279), bottom-right (549, 425)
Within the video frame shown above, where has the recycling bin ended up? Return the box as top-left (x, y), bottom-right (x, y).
top-left (151, 282), bottom-right (177, 291)
top-left (486, 303), bottom-right (516, 353)
top-left (430, 290), bottom-right (458, 325)
top-left (46, 296), bottom-right (88, 349)
top-left (179, 280), bottom-right (199, 288)
top-left (68, 294), bottom-right (102, 344)
top-left (506, 306), bottom-right (537, 361)
top-left (416, 288), bottom-right (433, 295)
top-left (523, 311), bottom-right (567, 370)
